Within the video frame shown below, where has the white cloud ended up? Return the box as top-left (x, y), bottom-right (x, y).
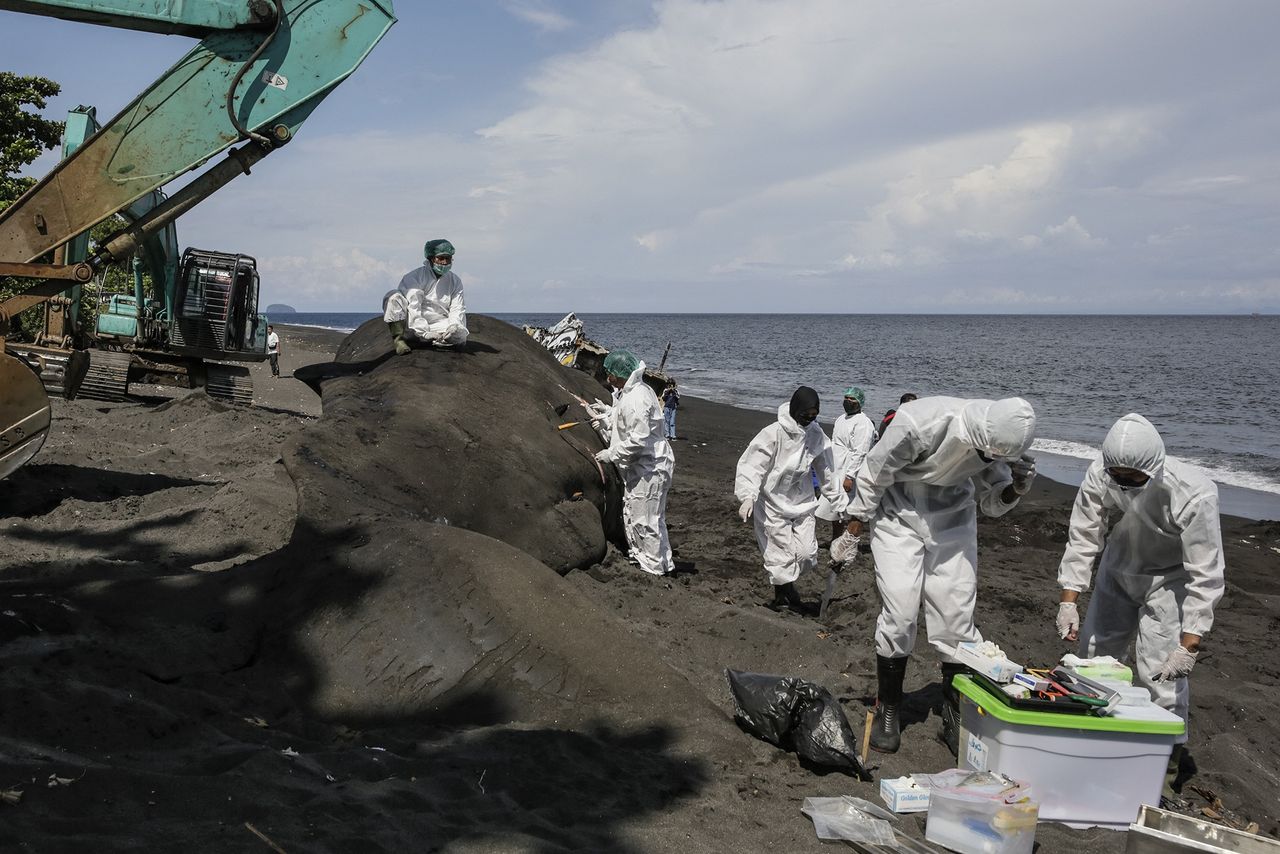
top-left (140, 0), bottom-right (1280, 312)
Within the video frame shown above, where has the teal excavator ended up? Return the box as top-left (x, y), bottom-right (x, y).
top-left (0, 0), bottom-right (397, 479)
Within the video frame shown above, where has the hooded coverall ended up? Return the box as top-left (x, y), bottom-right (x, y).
top-left (383, 266), bottom-right (468, 345)
top-left (735, 404), bottom-right (849, 585)
top-left (848, 397), bottom-right (1036, 661)
top-left (597, 362), bottom-right (675, 575)
top-left (1060, 414), bottom-right (1225, 742)
top-left (816, 409), bottom-right (877, 522)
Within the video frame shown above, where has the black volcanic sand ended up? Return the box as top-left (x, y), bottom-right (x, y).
top-left (1, 317), bottom-right (1276, 852)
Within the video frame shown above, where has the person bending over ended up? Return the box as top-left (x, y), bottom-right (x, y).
top-left (1056, 413), bottom-right (1224, 801)
top-left (844, 396), bottom-right (1037, 755)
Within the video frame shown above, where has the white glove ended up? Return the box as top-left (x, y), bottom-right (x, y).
top-left (1056, 601), bottom-right (1080, 640)
top-left (1154, 645), bottom-right (1197, 681)
top-left (1010, 453), bottom-right (1037, 495)
top-left (738, 497), bottom-right (754, 523)
top-left (586, 401), bottom-right (611, 421)
top-left (830, 531), bottom-right (860, 564)
top-left (594, 449), bottom-right (613, 463)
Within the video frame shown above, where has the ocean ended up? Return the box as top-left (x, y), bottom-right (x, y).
top-left (277, 311), bottom-right (1280, 520)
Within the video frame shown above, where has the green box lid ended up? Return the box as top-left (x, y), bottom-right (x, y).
top-left (954, 675), bottom-right (1185, 735)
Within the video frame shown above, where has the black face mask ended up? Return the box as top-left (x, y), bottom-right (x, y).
top-left (843, 400), bottom-right (860, 416)
top-left (795, 412), bottom-right (817, 427)
top-left (1109, 470), bottom-right (1150, 490)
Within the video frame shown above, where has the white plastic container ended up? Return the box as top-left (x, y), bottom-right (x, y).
top-left (955, 675), bottom-right (1184, 829)
top-left (956, 641), bottom-right (1023, 683)
top-left (925, 785), bottom-right (1039, 854)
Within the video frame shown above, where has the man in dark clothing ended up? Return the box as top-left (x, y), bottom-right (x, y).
top-left (878, 392), bottom-right (918, 438)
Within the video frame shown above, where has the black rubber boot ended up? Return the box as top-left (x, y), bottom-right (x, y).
top-left (939, 662), bottom-right (968, 757)
top-left (770, 582), bottom-right (804, 612)
top-left (1161, 743), bottom-right (1187, 804)
top-left (870, 655), bottom-right (908, 754)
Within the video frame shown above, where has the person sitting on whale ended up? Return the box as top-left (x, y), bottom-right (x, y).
top-left (384, 238), bottom-right (468, 354)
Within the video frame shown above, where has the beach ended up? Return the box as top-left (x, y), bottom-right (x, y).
top-left (1, 319), bottom-right (1276, 852)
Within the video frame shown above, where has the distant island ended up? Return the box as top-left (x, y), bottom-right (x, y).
top-left (265, 304), bottom-right (297, 315)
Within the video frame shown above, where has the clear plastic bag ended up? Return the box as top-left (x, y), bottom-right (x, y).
top-left (801, 796), bottom-right (898, 845)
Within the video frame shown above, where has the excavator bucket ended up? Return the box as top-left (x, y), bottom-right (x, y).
top-left (0, 350), bottom-right (52, 480)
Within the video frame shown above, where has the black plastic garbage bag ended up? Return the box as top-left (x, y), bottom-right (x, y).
top-left (726, 669), bottom-right (872, 780)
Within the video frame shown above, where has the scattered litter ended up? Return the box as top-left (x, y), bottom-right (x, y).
top-left (1, 787), bottom-right (23, 805)
top-left (281, 747), bottom-right (299, 757)
top-left (801, 795), bottom-right (896, 845)
top-left (46, 770), bottom-right (85, 788)
top-left (725, 669), bottom-right (872, 780)
top-left (243, 716), bottom-right (269, 728)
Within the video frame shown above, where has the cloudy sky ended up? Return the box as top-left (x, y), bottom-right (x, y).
top-left (5, 1), bottom-right (1279, 313)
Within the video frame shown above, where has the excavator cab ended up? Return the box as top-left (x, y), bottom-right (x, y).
top-left (169, 249), bottom-right (266, 359)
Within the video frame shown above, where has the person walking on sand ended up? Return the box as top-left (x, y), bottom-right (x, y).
top-left (266, 324), bottom-right (281, 378)
top-left (816, 386), bottom-right (876, 546)
top-left (735, 387), bottom-right (850, 613)
top-left (383, 238), bottom-right (468, 355)
top-left (661, 380), bottom-right (680, 440)
top-left (1055, 413), bottom-right (1224, 802)
top-left (590, 350), bottom-right (675, 576)
top-left (843, 396), bottom-right (1038, 755)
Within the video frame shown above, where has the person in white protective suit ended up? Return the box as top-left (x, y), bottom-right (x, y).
top-left (843, 396), bottom-right (1038, 755)
top-left (735, 386), bottom-right (851, 612)
top-left (816, 386), bottom-right (877, 546)
top-left (589, 350), bottom-right (675, 576)
top-left (1055, 413), bottom-right (1224, 799)
top-left (383, 238), bottom-right (468, 354)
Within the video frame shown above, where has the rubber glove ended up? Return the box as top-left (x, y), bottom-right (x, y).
top-left (738, 497), bottom-right (753, 523)
top-left (830, 531), bottom-right (860, 564)
top-left (1154, 645), bottom-right (1197, 681)
top-left (1056, 602), bottom-right (1080, 640)
top-left (594, 448), bottom-right (613, 463)
top-left (1010, 454), bottom-right (1037, 495)
top-left (586, 401), bottom-right (611, 421)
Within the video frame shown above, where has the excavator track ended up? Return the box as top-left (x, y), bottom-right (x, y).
top-left (3, 344), bottom-right (89, 400)
top-left (205, 363), bottom-right (253, 405)
top-left (0, 351), bottom-right (52, 480)
top-left (76, 350), bottom-right (133, 402)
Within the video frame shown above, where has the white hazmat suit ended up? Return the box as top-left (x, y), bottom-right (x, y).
top-left (816, 409), bottom-right (877, 522)
top-left (1059, 414), bottom-right (1225, 741)
top-left (848, 397), bottom-right (1036, 661)
top-left (595, 362), bottom-right (675, 575)
top-left (382, 266), bottom-right (468, 345)
top-left (735, 405), bottom-right (850, 585)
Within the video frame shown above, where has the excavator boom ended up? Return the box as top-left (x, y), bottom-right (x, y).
top-left (0, 0), bottom-right (396, 478)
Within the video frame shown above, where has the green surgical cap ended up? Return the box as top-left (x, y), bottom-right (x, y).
top-left (423, 238), bottom-right (455, 258)
top-left (603, 350), bottom-right (641, 379)
top-left (843, 386), bottom-right (866, 406)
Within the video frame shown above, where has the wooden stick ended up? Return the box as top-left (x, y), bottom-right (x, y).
top-left (861, 709), bottom-right (874, 766)
top-left (245, 822), bottom-right (288, 854)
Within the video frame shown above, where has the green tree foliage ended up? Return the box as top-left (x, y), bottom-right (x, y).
top-left (1, 72), bottom-right (65, 339)
top-left (0, 71), bottom-right (63, 208)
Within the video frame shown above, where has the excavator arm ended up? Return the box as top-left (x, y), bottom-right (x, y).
top-left (0, 0), bottom-right (395, 478)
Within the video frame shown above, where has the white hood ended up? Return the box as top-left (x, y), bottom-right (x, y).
top-left (1101, 413), bottom-right (1166, 479)
top-left (960, 397), bottom-right (1037, 460)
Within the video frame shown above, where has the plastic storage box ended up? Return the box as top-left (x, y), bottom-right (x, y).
top-left (954, 675), bottom-right (1184, 829)
top-left (925, 782), bottom-right (1039, 854)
